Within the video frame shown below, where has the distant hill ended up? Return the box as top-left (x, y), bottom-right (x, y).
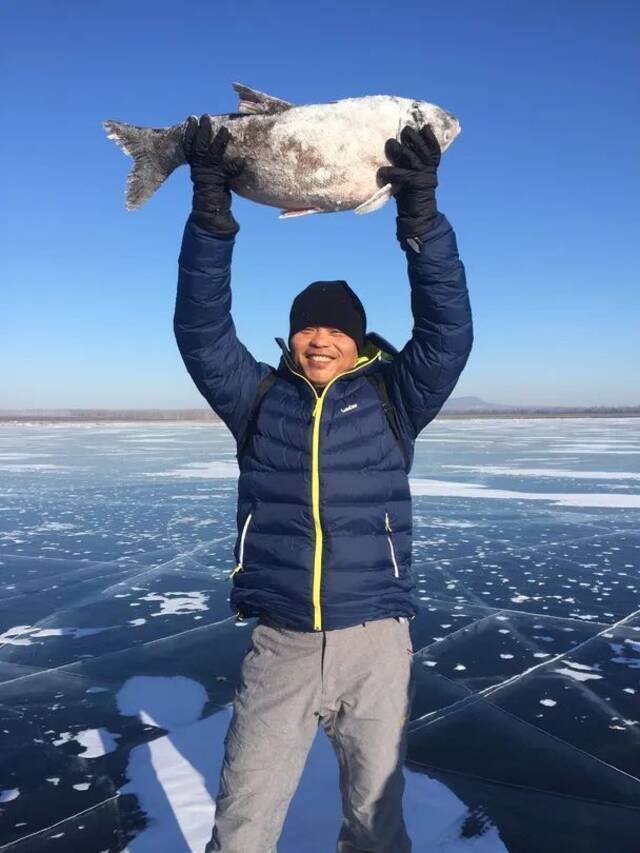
top-left (442, 396), bottom-right (509, 411)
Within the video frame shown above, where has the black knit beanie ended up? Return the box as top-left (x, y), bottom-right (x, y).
top-left (289, 280), bottom-right (367, 354)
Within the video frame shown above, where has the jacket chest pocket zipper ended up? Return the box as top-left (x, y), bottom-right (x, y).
top-left (229, 512), bottom-right (253, 580)
top-left (385, 512), bottom-right (400, 578)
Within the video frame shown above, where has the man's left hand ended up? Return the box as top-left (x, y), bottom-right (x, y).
top-left (378, 125), bottom-right (441, 243)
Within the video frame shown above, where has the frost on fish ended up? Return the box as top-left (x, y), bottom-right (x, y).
top-left (104, 82), bottom-right (461, 215)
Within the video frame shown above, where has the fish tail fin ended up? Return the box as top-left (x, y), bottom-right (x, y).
top-left (103, 119), bottom-right (189, 210)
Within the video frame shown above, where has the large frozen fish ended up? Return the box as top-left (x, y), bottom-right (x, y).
top-left (104, 82), bottom-right (461, 218)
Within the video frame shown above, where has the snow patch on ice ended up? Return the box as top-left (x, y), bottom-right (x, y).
top-left (0, 453), bottom-right (51, 460)
top-left (0, 789), bottom-right (20, 803)
top-left (143, 461), bottom-right (239, 479)
top-left (1, 463), bottom-right (67, 472)
top-left (121, 438), bottom-right (183, 444)
top-left (548, 443), bottom-right (640, 454)
top-left (553, 667), bottom-right (603, 682)
top-left (443, 465), bottom-right (640, 481)
top-left (76, 728), bottom-right (120, 758)
top-left (0, 624), bottom-right (117, 646)
top-left (564, 661), bottom-right (596, 672)
top-left (52, 732), bottom-right (74, 746)
top-left (53, 728), bottom-right (119, 757)
top-left (409, 478), bottom-right (640, 508)
top-left (139, 591), bottom-right (209, 617)
top-left (170, 495), bottom-right (211, 501)
top-left (428, 517), bottom-right (479, 529)
top-left (117, 675), bottom-right (208, 730)
top-left (609, 640), bottom-right (640, 669)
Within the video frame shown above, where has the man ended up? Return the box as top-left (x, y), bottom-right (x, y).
top-left (174, 116), bottom-right (473, 853)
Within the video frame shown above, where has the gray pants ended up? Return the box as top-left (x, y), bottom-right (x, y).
top-left (205, 615), bottom-right (415, 853)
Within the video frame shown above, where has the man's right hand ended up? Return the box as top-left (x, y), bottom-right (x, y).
top-left (183, 115), bottom-right (244, 236)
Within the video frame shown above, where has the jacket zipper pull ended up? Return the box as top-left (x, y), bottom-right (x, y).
top-left (385, 512), bottom-right (400, 578)
top-left (229, 512), bottom-right (253, 580)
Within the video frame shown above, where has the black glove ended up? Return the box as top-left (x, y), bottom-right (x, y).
top-left (377, 124), bottom-right (441, 246)
top-left (183, 115), bottom-right (244, 236)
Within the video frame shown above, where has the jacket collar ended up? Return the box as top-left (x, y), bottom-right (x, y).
top-left (274, 332), bottom-right (396, 381)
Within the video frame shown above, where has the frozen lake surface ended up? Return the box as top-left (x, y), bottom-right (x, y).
top-left (0, 418), bottom-right (639, 851)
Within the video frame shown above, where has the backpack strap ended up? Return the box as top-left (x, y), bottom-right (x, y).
top-left (366, 372), bottom-right (410, 470)
top-left (236, 371), bottom-right (277, 461)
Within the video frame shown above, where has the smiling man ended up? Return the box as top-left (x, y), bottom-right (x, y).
top-left (174, 116), bottom-right (473, 853)
top-left (289, 281), bottom-right (365, 387)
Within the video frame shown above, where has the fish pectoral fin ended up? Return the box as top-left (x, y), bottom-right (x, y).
top-left (278, 208), bottom-right (322, 219)
top-left (354, 184), bottom-right (393, 215)
top-left (232, 82), bottom-right (293, 114)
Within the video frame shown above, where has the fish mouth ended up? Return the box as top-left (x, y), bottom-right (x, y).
top-left (410, 102), bottom-right (461, 151)
top-left (440, 115), bottom-right (461, 151)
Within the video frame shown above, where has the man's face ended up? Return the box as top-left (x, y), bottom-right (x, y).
top-left (290, 326), bottom-right (359, 389)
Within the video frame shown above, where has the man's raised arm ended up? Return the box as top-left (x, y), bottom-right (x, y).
top-left (378, 125), bottom-right (473, 440)
top-left (173, 117), bottom-right (272, 441)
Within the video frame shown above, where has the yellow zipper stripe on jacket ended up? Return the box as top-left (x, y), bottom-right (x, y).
top-left (284, 350), bottom-right (380, 631)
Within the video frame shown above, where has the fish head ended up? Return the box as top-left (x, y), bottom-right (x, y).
top-left (409, 101), bottom-right (461, 152)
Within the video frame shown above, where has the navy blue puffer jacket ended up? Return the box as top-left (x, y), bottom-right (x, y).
top-left (174, 214), bottom-right (472, 631)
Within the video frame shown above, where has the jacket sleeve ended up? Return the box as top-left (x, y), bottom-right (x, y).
top-left (174, 217), bottom-right (274, 441)
top-left (384, 213), bottom-right (473, 440)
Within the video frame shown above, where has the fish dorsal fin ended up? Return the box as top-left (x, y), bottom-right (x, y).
top-left (232, 82), bottom-right (293, 114)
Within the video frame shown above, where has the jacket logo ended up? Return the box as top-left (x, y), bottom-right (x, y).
top-left (340, 403), bottom-right (358, 414)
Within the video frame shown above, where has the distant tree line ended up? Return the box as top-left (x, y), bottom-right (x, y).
top-left (0, 409), bottom-right (220, 422)
top-left (1, 406), bottom-right (639, 423)
top-left (442, 406), bottom-right (640, 419)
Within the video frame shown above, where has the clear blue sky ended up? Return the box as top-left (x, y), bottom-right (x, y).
top-left (2, 0), bottom-right (639, 408)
